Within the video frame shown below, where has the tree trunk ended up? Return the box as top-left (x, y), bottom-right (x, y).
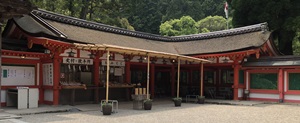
top-left (279, 30), bottom-right (295, 55)
top-left (68, 0), bottom-right (75, 17)
top-left (49, 0), bottom-right (56, 12)
top-left (89, 0), bottom-right (94, 20)
top-left (80, 0), bottom-right (90, 20)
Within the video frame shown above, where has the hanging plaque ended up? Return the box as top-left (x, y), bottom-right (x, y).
top-left (63, 57), bottom-right (93, 65)
top-left (101, 60), bottom-right (125, 66)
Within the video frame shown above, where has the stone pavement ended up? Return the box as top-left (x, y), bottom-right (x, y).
top-left (204, 99), bottom-right (276, 106)
top-left (0, 99), bottom-right (276, 122)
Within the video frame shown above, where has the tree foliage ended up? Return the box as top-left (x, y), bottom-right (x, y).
top-left (160, 15), bottom-right (229, 36)
top-left (196, 16), bottom-right (227, 33)
top-left (24, 1), bottom-right (300, 54)
top-left (161, 0), bottom-right (225, 22)
top-left (160, 16), bottom-right (198, 36)
top-left (292, 32), bottom-right (300, 55)
top-left (29, 0), bottom-right (227, 34)
top-left (122, 0), bottom-right (163, 34)
top-left (231, 0), bottom-right (300, 55)
top-left (29, 0), bottom-right (135, 30)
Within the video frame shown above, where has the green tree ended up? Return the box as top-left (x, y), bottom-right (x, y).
top-left (29, 0), bottom-right (135, 30)
top-left (118, 18), bottom-right (135, 31)
top-left (159, 16), bottom-right (198, 36)
top-left (201, 0), bottom-right (226, 17)
top-left (122, 0), bottom-right (163, 34)
top-left (161, 0), bottom-right (204, 22)
top-left (29, 0), bottom-right (229, 34)
top-left (161, 0), bottom-right (226, 22)
top-left (231, 0), bottom-right (300, 55)
top-left (201, 28), bottom-right (210, 33)
top-left (196, 16), bottom-right (227, 33)
top-left (292, 32), bottom-right (300, 55)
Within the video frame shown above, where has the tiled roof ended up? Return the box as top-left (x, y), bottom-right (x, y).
top-left (243, 56), bottom-right (300, 67)
top-left (6, 9), bottom-right (272, 55)
top-left (31, 9), bottom-right (268, 42)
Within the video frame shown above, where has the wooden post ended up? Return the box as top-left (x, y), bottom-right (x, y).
top-left (125, 61), bottom-right (131, 101)
top-left (125, 62), bottom-right (131, 83)
top-left (150, 64), bottom-right (155, 98)
top-left (278, 69), bottom-right (284, 102)
top-left (106, 50), bottom-right (110, 102)
top-left (147, 54), bottom-right (150, 99)
top-left (171, 65), bottom-right (175, 97)
top-left (233, 60), bottom-right (239, 100)
top-left (0, 23), bottom-right (2, 108)
top-left (189, 69), bottom-right (192, 88)
top-left (53, 54), bottom-right (60, 105)
top-left (216, 69), bottom-right (220, 97)
top-left (200, 62), bottom-right (203, 96)
top-left (38, 63), bottom-right (44, 104)
top-left (177, 59), bottom-right (180, 98)
top-left (93, 52), bottom-right (100, 103)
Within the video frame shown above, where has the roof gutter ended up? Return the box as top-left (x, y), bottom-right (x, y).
top-left (30, 12), bottom-right (67, 38)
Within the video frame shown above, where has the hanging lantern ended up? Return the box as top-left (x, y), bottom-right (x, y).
top-left (67, 49), bottom-right (76, 57)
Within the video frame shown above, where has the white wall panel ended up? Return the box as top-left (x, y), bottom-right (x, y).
top-left (238, 88), bottom-right (243, 97)
top-left (249, 93), bottom-right (279, 99)
top-left (1, 90), bottom-right (6, 103)
top-left (44, 89), bottom-right (53, 101)
top-left (115, 54), bottom-right (124, 61)
top-left (2, 66), bottom-right (35, 86)
top-left (80, 50), bottom-right (90, 58)
top-left (60, 49), bottom-right (78, 57)
top-left (284, 71), bottom-right (287, 92)
top-left (285, 95), bottom-right (300, 100)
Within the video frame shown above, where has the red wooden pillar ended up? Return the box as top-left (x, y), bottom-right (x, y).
top-left (216, 69), bottom-right (220, 95)
top-left (125, 61), bottom-right (131, 100)
top-left (38, 62), bottom-right (44, 104)
top-left (199, 63), bottom-right (204, 96)
top-left (125, 62), bottom-right (131, 83)
top-left (171, 65), bottom-right (175, 96)
top-left (233, 61), bottom-right (240, 100)
top-left (93, 53), bottom-right (100, 103)
top-left (189, 69), bottom-right (192, 88)
top-left (150, 64), bottom-right (155, 98)
top-left (278, 69), bottom-right (284, 102)
top-left (52, 54), bottom-right (60, 105)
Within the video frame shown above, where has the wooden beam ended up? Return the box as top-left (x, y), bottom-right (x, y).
top-left (103, 44), bottom-right (211, 63)
top-left (72, 43), bottom-right (212, 63)
top-left (106, 50), bottom-right (110, 102)
top-left (177, 59), bottom-right (180, 98)
top-left (171, 66), bottom-right (175, 96)
top-left (2, 49), bottom-right (48, 58)
top-left (147, 54), bottom-right (150, 99)
top-left (200, 62), bottom-right (203, 96)
top-left (193, 49), bottom-right (260, 59)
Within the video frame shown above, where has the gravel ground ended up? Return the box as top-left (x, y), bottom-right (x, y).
top-left (18, 103), bottom-right (300, 123)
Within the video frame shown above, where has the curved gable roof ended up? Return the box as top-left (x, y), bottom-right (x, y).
top-left (6, 9), bottom-right (272, 55)
top-left (171, 31), bottom-right (271, 55)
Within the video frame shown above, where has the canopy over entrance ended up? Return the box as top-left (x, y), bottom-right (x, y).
top-left (73, 43), bottom-right (212, 102)
top-left (73, 43), bottom-right (211, 63)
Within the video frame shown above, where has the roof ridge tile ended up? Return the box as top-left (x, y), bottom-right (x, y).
top-left (31, 9), bottom-right (268, 42)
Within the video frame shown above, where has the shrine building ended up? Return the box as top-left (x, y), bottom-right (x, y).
top-left (1, 9), bottom-right (298, 107)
